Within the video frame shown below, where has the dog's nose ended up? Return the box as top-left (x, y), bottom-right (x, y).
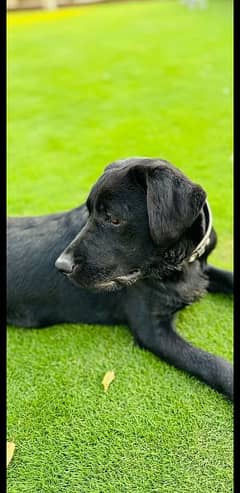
top-left (55, 253), bottom-right (75, 274)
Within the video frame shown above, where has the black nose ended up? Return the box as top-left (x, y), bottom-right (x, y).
top-left (55, 253), bottom-right (75, 274)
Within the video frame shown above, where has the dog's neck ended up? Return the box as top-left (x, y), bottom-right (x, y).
top-left (188, 200), bottom-right (212, 263)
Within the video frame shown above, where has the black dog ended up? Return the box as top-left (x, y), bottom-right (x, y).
top-left (7, 158), bottom-right (233, 400)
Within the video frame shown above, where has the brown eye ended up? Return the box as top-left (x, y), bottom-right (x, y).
top-left (110, 217), bottom-right (120, 226)
top-left (105, 213), bottom-right (120, 226)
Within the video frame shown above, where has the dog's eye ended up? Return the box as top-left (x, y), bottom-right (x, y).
top-left (110, 217), bottom-right (120, 225)
top-left (105, 214), bottom-right (120, 226)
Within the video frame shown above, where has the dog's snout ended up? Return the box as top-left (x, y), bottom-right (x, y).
top-left (55, 253), bottom-right (75, 274)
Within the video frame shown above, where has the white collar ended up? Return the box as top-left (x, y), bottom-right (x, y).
top-left (188, 200), bottom-right (212, 263)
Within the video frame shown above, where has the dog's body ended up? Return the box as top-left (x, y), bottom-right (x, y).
top-left (7, 206), bottom-right (124, 327)
top-left (7, 158), bottom-right (233, 400)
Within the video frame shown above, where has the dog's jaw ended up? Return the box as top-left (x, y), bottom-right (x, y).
top-left (91, 270), bottom-right (142, 291)
top-left (62, 268), bottom-right (142, 292)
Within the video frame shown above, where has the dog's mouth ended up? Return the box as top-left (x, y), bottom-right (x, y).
top-left (55, 253), bottom-right (142, 291)
top-left (93, 270), bottom-right (141, 290)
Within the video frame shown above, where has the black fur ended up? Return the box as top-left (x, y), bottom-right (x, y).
top-left (7, 158), bottom-right (233, 400)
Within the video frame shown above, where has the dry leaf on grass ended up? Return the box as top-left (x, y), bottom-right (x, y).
top-left (7, 442), bottom-right (15, 467)
top-left (102, 370), bottom-right (115, 392)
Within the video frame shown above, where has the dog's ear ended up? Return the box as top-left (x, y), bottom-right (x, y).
top-left (137, 165), bottom-right (206, 248)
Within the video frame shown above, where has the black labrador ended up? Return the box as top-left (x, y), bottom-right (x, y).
top-left (7, 158), bottom-right (233, 400)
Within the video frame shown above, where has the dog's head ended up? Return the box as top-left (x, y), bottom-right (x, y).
top-left (55, 158), bottom-right (206, 290)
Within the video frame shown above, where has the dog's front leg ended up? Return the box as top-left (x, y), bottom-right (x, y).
top-left (127, 311), bottom-right (233, 401)
top-left (203, 264), bottom-right (233, 295)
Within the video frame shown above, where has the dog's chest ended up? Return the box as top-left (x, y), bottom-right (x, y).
top-left (130, 262), bottom-right (208, 318)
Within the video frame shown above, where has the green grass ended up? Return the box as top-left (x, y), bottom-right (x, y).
top-left (7, 1), bottom-right (233, 492)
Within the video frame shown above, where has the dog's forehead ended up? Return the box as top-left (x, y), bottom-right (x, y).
top-left (91, 170), bottom-right (136, 204)
top-left (88, 162), bottom-right (145, 209)
top-left (110, 157), bottom-right (152, 167)
top-left (88, 157), bottom-right (176, 206)
top-left (106, 156), bottom-right (166, 171)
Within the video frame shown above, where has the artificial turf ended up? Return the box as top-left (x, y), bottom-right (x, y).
top-left (7, 1), bottom-right (233, 491)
